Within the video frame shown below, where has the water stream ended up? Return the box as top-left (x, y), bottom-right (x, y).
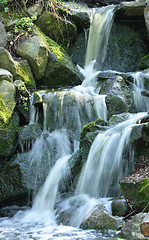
top-left (0, 4), bottom-right (149, 240)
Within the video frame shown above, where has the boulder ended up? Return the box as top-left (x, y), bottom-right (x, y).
top-left (80, 206), bottom-right (123, 231)
top-left (36, 11), bottom-right (77, 48)
top-left (58, 2), bottom-right (91, 32)
top-left (0, 163), bottom-right (28, 207)
top-left (0, 69), bottom-right (13, 82)
top-left (0, 22), bottom-right (7, 47)
top-left (0, 80), bottom-right (16, 111)
top-left (119, 213), bottom-right (148, 240)
top-left (144, 0), bottom-right (149, 35)
top-left (15, 34), bottom-right (49, 81)
top-left (120, 178), bottom-right (149, 212)
top-left (27, 3), bottom-right (43, 17)
top-left (111, 198), bottom-right (129, 217)
top-left (0, 48), bottom-right (36, 89)
top-left (116, 1), bottom-right (145, 20)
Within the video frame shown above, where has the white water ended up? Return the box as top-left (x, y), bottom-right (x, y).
top-left (1, 4), bottom-right (149, 240)
top-left (85, 5), bottom-right (115, 69)
top-left (132, 71), bottom-right (149, 112)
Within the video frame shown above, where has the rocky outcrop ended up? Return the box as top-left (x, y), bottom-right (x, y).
top-left (36, 11), bottom-right (77, 48)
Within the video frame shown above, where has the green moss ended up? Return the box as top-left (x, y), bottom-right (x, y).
top-left (16, 61), bottom-right (36, 89)
top-left (139, 178), bottom-right (149, 199)
top-left (139, 53), bottom-right (149, 69)
top-left (0, 93), bottom-right (12, 127)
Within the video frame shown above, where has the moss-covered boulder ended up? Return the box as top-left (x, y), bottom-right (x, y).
top-left (0, 48), bottom-right (36, 89)
top-left (15, 34), bottom-right (49, 81)
top-left (120, 178), bottom-right (149, 212)
top-left (81, 207), bottom-right (123, 231)
top-left (0, 163), bottom-right (28, 207)
top-left (0, 69), bottom-right (13, 83)
top-left (36, 11), bottom-right (77, 48)
top-left (0, 80), bottom-right (16, 112)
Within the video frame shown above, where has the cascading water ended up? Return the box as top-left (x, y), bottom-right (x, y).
top-left (85, 5), bottom-right (115, 70)
top-left (1, 4), bottom-right (149, 240)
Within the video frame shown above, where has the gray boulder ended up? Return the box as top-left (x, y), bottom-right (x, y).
top-left (81, 206), bottom-right (123, 230)
top-left (0, 22), bottom-right (7, 47)
top-left (111, 198), bottom-right (129, 216)
top-left (0, 80), bottom-right (16, 111)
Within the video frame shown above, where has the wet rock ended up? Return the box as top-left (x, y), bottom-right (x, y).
top-left (69, 32), bottom-right (86, 67)
top-left (0, 22), bottom-right (7, 47)
top-left (36, 11), bottom-right (77, 48)
top-left (80, 206), bottom-right (123, 230)
top-left (116, 1), bottom-right (145, 20)
top-left (18, 124), bottom-right (42, 152)
top-left (0, 69), bottom-right (13, 83)
top-left (106, 95), bottom-right (128, 120)
top-left (111, 198), bottom-right (129, 217)
top-left (0, 80), bottom-right (16, 111)
top-left (120, 178), bottom-right (149, 212)
top-left (119, 213), bottom-right (148, 240)
top-left (0, 163), bottom-right (28, 207)
top-left (58, 2), bottom-right (91, 31)
top-left (144, 0), bottom-right (149, 35)
top-left (109, 113), bottom-right (131, 126)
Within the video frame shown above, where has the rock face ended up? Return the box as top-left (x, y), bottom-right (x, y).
top-left (0, 22), bottom-right (7, 47)
top-left (36, 11), bottom-right (77, 48)
top-left (80, 206), bottom-right (123, 230)
top-left (144, 0), bottom-right (149, 35)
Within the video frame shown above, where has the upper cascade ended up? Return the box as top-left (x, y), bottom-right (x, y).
top-left (85, 5), bottom-right (115, 70)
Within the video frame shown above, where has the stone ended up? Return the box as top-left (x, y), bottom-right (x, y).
top-left (0, 80), bottom-right (16, 111)
top-left (15, 34), bottom-right (49, 81)
top-left (58, 2), bottom-right (91, 32)
top-left (81, 207), bottom-right (123, 231)
top-left (144, 0), bottom-right (149, 35)
top-left (0, 22), bottom-right (7, 47)
top-left (116, 1), bottom-right (145, 20)
top-left (120, 178), bottom-right (149, 212)
top-left (0, 69), bottom-right (13, 82)
top-left (119, 213), bottom-right (148, 240)
top-left (27, 3), bottom-right (43, 17)
top-left (36, 11), bottom-right (77, 48)
top-left (0, 48), bottom-right (36, 89)
top-left (139, 54), bottom-right (149, 69)
top-left (111, 198), bottom-right (129, 217)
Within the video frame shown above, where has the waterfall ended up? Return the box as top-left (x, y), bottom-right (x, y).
top-left (76, 112), bottom-right (147, 198)
top-left (132, 71), bottom-right (149, 112)
top-left (85, 5), bottom-right (115, 70)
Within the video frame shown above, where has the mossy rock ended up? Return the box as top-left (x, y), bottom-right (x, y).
top-left (106, 94), bottom-right (128, 120)
top-left (0, 163), bottom-right (28, 207)
top-left (0, 48), bottom-right (36, 89)
top-left (139, 54), bottom-right (149, 69)
top-left (120, 178), bottom-right (149, 212)
top-left (0, 69), bottom-right (13, 83)
top-left (36, 11), bottom-right (77, 49)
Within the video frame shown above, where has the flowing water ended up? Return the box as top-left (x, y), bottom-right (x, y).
top-left (0, 4), bottom-right (149, 240)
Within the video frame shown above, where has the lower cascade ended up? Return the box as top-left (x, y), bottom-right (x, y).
top-left (0, 2), bottom-right (149, 240)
